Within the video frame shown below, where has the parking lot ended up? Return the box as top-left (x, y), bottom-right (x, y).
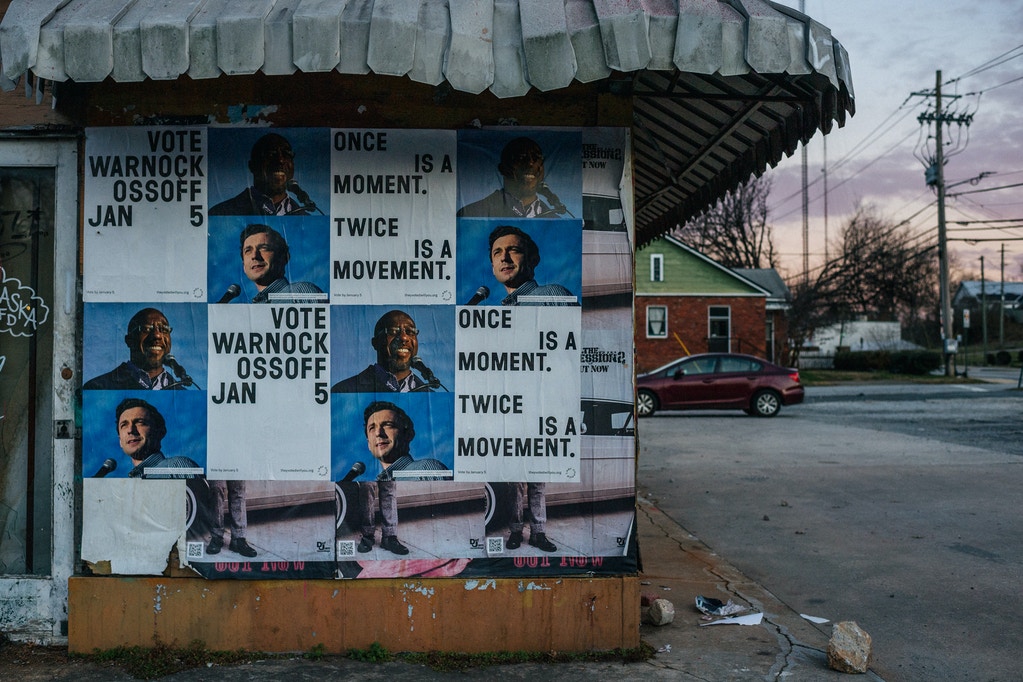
top-left (638, 376), bottom-right (1022, 681)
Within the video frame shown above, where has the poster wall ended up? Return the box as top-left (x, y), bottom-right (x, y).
top-left (81, 126), bottom-right (636, 579)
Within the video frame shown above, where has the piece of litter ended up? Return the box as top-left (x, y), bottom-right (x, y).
top-left (657, 644), bottom-right (672, 653)
top-left (695, 595), bottom-right (747, 616)
top-left (801, 613), bottom-right (829, 624)
top-left (699, 612), bottom-right (764, 627)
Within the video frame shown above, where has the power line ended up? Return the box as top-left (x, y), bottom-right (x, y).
top-left (970, 74), bottom-right (1023, 94)
top-left (773, 128), bottom-right (920, 222)
top-left (948, 218), bottom-right (1023, 225)
top-left (951, 236), bottom-right (1023, 242)
top-left (950, 43), bottom-right (1023, 82)
top-left (774, 101), bottom-right (921, 208)
top-left (947, 226), bottom-right (1023, 232)
top-left (949, 181), bottom-right (1023, 197)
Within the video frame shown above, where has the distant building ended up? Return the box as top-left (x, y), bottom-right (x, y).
top-left (636, 236), bottom-right (792, 372)
top-left (734, 268), bottom-right (793, 365)
top-left (805, 320), bottom-right (919, 356)
top-left (952, 281), bottom-right (1023, 310)
top-left (951, 281), bottom-right (1023, 343)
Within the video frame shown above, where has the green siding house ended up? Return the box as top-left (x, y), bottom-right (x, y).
top-left (636, 236), bottom-right (790, 373)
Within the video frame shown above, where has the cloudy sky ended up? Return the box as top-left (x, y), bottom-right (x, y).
top-left (767, 0), bottom-right (1023, 283)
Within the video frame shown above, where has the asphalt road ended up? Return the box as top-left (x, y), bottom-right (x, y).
top-left (637, 373), bottom-right (1022, 682)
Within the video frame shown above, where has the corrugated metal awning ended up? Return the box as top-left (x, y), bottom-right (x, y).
top-left (0, 0), bottom-right (854, 247)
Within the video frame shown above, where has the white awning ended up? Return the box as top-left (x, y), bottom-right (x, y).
top-left (0, 0), bottom-right (855, 246)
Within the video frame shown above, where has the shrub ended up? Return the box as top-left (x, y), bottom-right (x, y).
top-left (833, 350), bottom-right (940, 375)
top-left (833, 350), bottom-right (889, 372)
top-left (888, 350), bottom-right (942, 375)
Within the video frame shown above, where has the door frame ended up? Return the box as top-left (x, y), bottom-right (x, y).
top-left (0, 135), bottom-right (78, 643)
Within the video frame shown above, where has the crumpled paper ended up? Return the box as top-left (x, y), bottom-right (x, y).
top-left (695, 595), bottom-right (748, 617)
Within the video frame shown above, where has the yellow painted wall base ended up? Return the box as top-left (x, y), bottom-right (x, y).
top-left (68, 576), bottom-right (639, 654)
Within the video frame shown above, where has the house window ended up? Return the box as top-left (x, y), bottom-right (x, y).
top-left (647, 306), bottom-right (667, 338)
top-left (708, 306), bottom-right (730, 352)
top-left (650, 254), bottom-right (663, 282)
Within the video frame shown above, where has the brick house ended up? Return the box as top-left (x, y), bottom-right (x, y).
top-left (734, 267), bottom-right (794, 366)
top-left (636, 236), bottom-right (788, 373)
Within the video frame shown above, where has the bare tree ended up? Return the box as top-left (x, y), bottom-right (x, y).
top-left (674, 175), bottom-right (777, 269)
top-left (788, 204), bottom-right (941, 360)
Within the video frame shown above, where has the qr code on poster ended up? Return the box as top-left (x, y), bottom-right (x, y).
top-left (337, 540), bottom-right (356, 557)
top-left (486, 537), bottom-right (504, 555)
top-left (186, 542), bottom-right (204, 559)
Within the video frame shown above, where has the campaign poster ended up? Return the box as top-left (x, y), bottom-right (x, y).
top-left (581, 127), bottom-right (633, 308)
top-left (457, 128), bottom-right (582, 220)
top-left (329, 304), bottom-right (455, 394)
top-left (83, 127), bottom-right (208, 302)
top-left (80, 125), bottom-right (636, 579)
top-left (207, 214), bottom-right (330, 305)
top-left (329, 129), bottom-right (457, 305)
top-left (82, 301), bottom-right (208, 392)
top-left (206, 303), bottom-right (331, 480)
top-left (183, 480), bottom-right (338, 579)
top-left (206, 127), bottom-right (331, 218)
top-left (453, 305), bottom-right (582, 482)
top-left (82, 389), bottom-right (207, 481)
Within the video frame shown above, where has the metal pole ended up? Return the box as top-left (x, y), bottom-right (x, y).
top-left (981, 255), bottom-right (987, 362)
top-left (1000, 244), bottom-right (1005, 346)
top-left (800, 0), bottom-right (809, 281)
top-left (823, 137), bottom-right (829, 262)
top-left (935, 70), bottom-right (954, 376)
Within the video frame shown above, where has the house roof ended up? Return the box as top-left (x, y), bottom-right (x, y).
top-left (734, 267), bottom-right (791, 309)
top-left (0, 0), bottom-right (854, 248)
top-left (639, 234), bottom-right (770, 297)
top-left (953, 281), bottom-right (1023, 305)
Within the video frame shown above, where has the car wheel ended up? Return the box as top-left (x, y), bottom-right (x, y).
top-left (751, 390), bottom-right (781, 417)
top-left (637, 389), bottom-right (658, 417)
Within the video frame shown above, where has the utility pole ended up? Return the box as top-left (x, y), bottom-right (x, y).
top-left (917, 70), bottom-right (972, 376)
top-left (980, 255), bottom-right (987, 361)
top-left (1000, 244), bottom-right (1005, 346)
top-left (823, 137), bottom-right (829, 262)
top-left (934, 71), bottom-right (954, 376)
top-left (800, 0), bottom-right (809, 282)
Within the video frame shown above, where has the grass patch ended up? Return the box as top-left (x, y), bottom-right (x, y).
top-left (84, 639), bottom-right (261, 679)
top-left (76, 639), bottom-right (655, 677)
top-left (346, 641), bottom-right (392, 663)
top-left (404, 642), bottom-right (655, 672)
top-left (799, 369), bottom-right (982, 386)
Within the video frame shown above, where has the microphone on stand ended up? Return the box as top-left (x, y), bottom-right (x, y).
top-left (465, 285), bottom-right (490, 306)
top-left (218, 284), bottom-right (241, 303)
top-left (93, 458), bottom-right (117, 478)
top-left (538, 182), bottom-right (572, 217)
top-left (341, 461), bottom-right (366, 482)
top-left (164, 355), bottom-right (198, 389)
top-left (411, 356), bottom-right (443, 390)
top-left (286, 180), bottom-right (323, 214)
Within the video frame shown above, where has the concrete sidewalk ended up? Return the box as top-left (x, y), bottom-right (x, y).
top-left (3, 498), bottom-right (884, 681)
top-left (633, 498), bottom-right (884, 680)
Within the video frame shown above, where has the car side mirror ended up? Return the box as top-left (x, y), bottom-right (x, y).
top-left (673, 369), bottom-right (683, 380)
